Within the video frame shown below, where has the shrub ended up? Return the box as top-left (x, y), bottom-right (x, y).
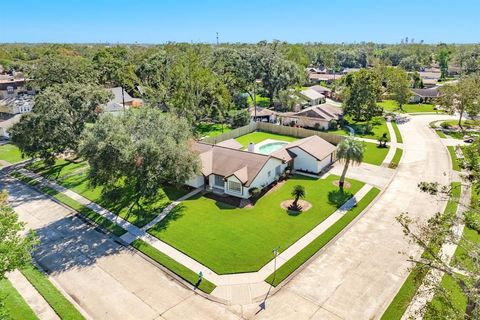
top-left (230, 109), bottom-right (250, 128)
top-left (364, 123), bottom-right (373, 134)
top-left (314, 123), bottom-right (321, 130)
top-left (249, 187), bottom-right (261, 199)
top-left (464, 210), bottom-right (480, 233)
top-left (328, 119), bottom-right (338, 130)
top-left (440, 122), bottom-right (450, 129)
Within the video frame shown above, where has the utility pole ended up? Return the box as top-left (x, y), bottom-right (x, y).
top-left (216, 32), bottom-right (219, 45)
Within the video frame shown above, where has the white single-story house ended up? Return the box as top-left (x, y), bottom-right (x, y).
top-left (186, 135), bottom-right (337, 199)
top-left (410, 86), bottom-right (440, 103)
top-left (299, 88), bottom-right (325, 106)
top-left (310, 85), bottom-right (332, 98)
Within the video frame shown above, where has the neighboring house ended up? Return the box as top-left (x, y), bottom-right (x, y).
top-left (341, 68), bottom-right (361, 74)
top-left (309, 85), bottom-right (332, 98)
top-left (185, 135), bottom-right (337, 198)
top-left (0, 88), bottom-right (35, 115)
top-left (299, 88), bottom-right (325, 106)
top-left (410, 86), bottom-right (440, 103)
top-left (249, 106), bottom-right (277, 123)
top-left (419, 71), bottom-right (441, 88)
top-left (103, 87), bottom-right (143, 114)
top-left (279, 103), bottom-right (342, 129)
top-left (306, 67), bottom-right (328, 74)
top-left (308, 73), bottom-right (343, 84)
top-left (0, 74), bottom-right (26, 90)
top-left (0, 114), bottom-right (22, 138)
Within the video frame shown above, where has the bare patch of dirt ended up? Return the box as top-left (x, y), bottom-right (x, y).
top-left (332, 180), bottom-right (351, 189)
top-left (280, 199), bottom-right (312, 214)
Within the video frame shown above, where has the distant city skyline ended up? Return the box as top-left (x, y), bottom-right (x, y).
top-left (1, 0), bottom-right (479, 44)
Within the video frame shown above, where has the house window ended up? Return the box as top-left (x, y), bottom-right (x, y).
top-left (228, 180), bottom-right (242, 193)
top-left (267, 170), bottom-right (271, 177)
top-left (214, 175), bottom-right (224, 187)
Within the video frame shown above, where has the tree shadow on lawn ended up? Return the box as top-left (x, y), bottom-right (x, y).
top-left (328, 189), bottom-right (354, 208)
top-left (147, 204), bottom-right (185, 234)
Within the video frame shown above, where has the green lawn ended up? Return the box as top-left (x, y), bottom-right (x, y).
top-left (266, 187), bottom-right (380, 286)
top-left (20, 265), bottom-right (84, 320)
top-left (27, 160), bottom-right (188, 228)
top-left (247, 95), bottom-right (270, 108)
top-left (131, 239), bottom-right (216, 294)
top-left (381, 182), bottom-right (461, 320)
top-left (389, 148), bottom-right (403, 169)
top-left (378, 100), bottom-right (438, 113)
top-left (196, 123), bottom-right (231, 138)
top-left (391, 121), bottom-right (403, 143)
top-left (447, 146), bottom-right (461, 171)
top-left (0, 143), bottom-right (25, 164)
top-left (328, 116), bottom-right (389, 140)
top-left (435, 129), bottom-right (447, 138)
top-left (0, 278), bottom-right (38, 320)
top-left (148, 174), bottom-right (364, 274)
top-left (363, 142), bottom-right (390, 166)
top-left (235, 131), bottom-right (298, 148)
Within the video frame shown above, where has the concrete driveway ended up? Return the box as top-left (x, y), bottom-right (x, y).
top-left (0, 176), bottom-right (240, 320)
top-left (1, 114), bottom-right (458, 320)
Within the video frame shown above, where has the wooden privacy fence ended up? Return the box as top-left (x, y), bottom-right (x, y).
top-left (201, 122), bottom-right (345, 145)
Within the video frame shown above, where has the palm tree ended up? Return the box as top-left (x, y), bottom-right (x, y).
top-left (291, 185), bottom-right (306, 208)
top-left (337, 136), bottom-right (365, 190)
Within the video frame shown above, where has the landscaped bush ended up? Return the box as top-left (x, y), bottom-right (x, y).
top-left (440, 121), bottom-right (450, 129)
top-left (464, 210), bottom-right (480, 233)
top-left (249, 187), bottom-right (261, 199)
top-left (328, 119), bottom-right (338, 130)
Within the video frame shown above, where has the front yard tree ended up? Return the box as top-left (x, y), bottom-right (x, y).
top-left (342, 69), bottom-right (382, 122)
top-left (10, 83), bottom-right (110, 164)
top-left (387, 67), bottom-right (412, 111)
top-left (337, 137), bottom-right (364, 190)
top-left (437, 75), bottom-right (480, 132)
top-left (291, 185), bottom-right (306, 209)
top-left (79, 107), bottom-right (200, 211)
top-left (11, 83), bottom-right (110, 162)
top-left (0, 190), bottom-right (37, 278)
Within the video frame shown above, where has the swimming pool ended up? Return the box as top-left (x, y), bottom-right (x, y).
top-left (258, 141), bottom-right (288, 154)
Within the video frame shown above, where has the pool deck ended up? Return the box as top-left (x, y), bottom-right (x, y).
top-left (253, 138), bottom-right (289, 154)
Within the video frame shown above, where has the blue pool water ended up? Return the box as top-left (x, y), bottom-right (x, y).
top-left (258, 141), bottom-right (288, 154)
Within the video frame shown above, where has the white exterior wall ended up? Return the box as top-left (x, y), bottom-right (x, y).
top-left (410, 95), bottom-right (422, 103)
top-left (317, 155), bottom-right (333, 172)
top-left (185, 175), bottom-right (204, 188)
top-left (290, 147), bottom-right (319, 173)
top-left (249, 158), bottom-right (285, 190)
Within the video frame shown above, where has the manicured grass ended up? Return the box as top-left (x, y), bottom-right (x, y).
top-left (447, 146), bottom-right (461, 171)
top-left (131, 239), bottom-right (216, 294)
top-left (381, 182), bottom-right (461, 320)
top-left (10, 171), bottom-right (127, 237)
top-left (363, 142), bottom-right (390, 166)
top-left (265, 187), bottom-right (380, 286)
top-left (235, 131), bottom-right (298, 148)
top-left (20, 265), bottom-right (84, 320)
top-left (435, 129), bottom-right (447, 138)
top-left (0, 278), bottom-right (38, 320)
top-left (247, 95), bottom-right (270, 108)
top-left (440, 119), bottom-right (480, 128)
top-left (328, 116), bottom-right (388, 140)
top-left (148, 174), bottom-right (364, 274)
top-left (195, 123), bottom-right (231, 138)
top-left (378, 100), bottom-right (438, 113)
top-left (444, 131), bottom-right (464, 140)
top-left (389, 148), bottom-right (403, 169)
top-left (0, 143), bottom-right (25, 164)
top-left (391, 121), bottom-right (403, 143)
top-left (26, 160), bottom-right (188, 228)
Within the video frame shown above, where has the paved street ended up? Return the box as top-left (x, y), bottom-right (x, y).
top-left (1, 114), bottom-right (458, 319)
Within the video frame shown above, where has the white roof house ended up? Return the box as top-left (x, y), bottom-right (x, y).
top-left (299, 88), bottom-right (325, 106)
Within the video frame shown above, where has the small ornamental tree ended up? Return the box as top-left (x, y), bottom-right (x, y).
top-left (291, 185), bottom-right (306, 209)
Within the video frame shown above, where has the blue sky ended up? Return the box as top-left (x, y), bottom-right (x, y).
top-left (1, 0), bottom-right (479, 44)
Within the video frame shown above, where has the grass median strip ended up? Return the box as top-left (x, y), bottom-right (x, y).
top-left (389, 148), bottom-right (403, 169)
top-left (391, 121), bottom-right (403, 143)
top-left (131, 239), bottom-right (216, 294)
top-left (20, 265), bottom-right (84, 320)
top-left (380, 182), bottom-right (461, 320)
top-left (447, 146), bottom-right (461, 171)
top-left (10, 171), bottom-right (127, 237)
top-left (0, 278), bottom-right (38, 320)
top-left (265, 187), bottom-right (380, 287)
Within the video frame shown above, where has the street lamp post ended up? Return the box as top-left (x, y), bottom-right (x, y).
top-left (272, 246), bottom-right (279, 281)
